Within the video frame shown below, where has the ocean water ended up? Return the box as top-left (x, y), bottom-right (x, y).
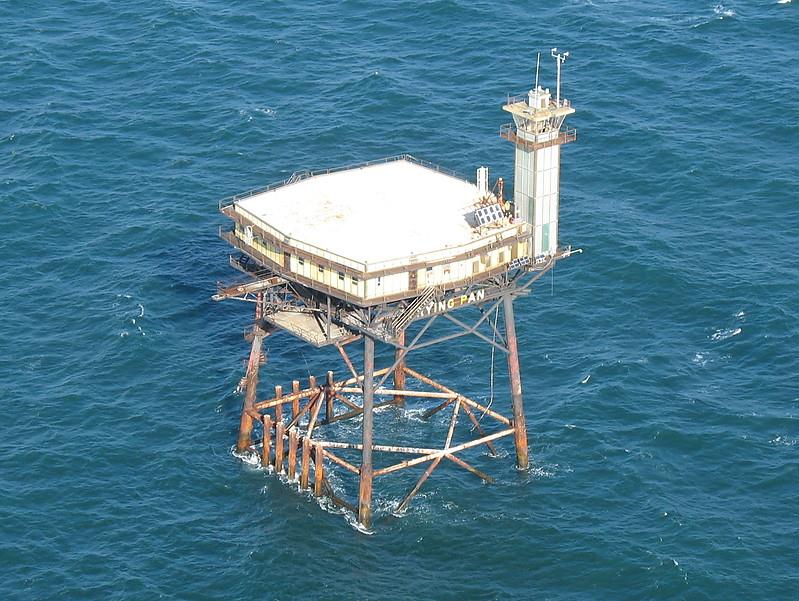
top-left (2, 1), bottom-right (798, 598)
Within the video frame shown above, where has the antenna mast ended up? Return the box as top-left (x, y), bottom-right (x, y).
top-left (551, 48), bottom-right (570, 107)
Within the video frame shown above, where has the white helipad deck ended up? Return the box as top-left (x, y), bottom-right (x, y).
top-left (237, 159), bottom-right (489, 265)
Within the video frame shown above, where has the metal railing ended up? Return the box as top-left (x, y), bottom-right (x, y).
top-left (499, 125), bottom-right (577, 149)
top-left (504, 92), bottom-right (572, 110)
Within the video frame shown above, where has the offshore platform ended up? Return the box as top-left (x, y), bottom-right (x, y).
top-left (215, 51), bottom-right (577, 529)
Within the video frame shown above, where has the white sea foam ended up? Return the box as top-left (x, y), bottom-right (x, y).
top-left (713, 4), bottom-right (736, 17)
top-left (400, 407), bottom-right (430, 424)
top-left (344, 512), bottom-right (374, 535)
top-left (710, 327), bottom-right (742, 341)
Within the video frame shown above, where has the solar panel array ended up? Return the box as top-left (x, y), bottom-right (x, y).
top-left (508, 256), bottom-right (531, 270)
top-left (473, 203), bottom-right (504, 227)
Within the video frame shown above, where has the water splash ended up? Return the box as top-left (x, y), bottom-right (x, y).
top-left (710, 327), bottom-right (742, 341)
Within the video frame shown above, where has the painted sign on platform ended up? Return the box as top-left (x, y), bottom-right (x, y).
top-left (419, 288), bottom-right (486, 317)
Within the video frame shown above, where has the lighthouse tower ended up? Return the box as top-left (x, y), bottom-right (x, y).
top-left (500, 49), bottom-right (576, 260)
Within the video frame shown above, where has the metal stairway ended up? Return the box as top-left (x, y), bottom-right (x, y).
top-left (391, 286), bottom-right (438, 333)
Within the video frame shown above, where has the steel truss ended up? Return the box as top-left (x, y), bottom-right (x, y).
top-left (226, 248), bottom-right (579, 528)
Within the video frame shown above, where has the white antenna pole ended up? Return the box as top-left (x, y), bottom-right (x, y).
top-left (556, 53), bottom-right (561, 107)
top-left (534, 52), bottom-right (541, 107)
top-left (551, 48), bottom-right (569, 107)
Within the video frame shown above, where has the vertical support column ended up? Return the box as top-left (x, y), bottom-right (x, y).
top-left (291, 380), bottom-right (300, 419)
top-left (261, 415), bottom-right (272, 468)
top-left (287, 428), bottom-right (298, 480)
top-left (308, 374), bottom-right (317, 411)
top-left (393, 331), bottom-right (406, 407)
top-left (274, 385), bottom-right (283, 425)
top-left (275, 422), bottom-right (285, 474)
top-left (503, 294), bottom-right (529, 470)
top-left (358, 335), bottom-right (375, 528)
top-left (236, 331), bottom-right (264, 453)
top-left (300, 437), bottom-right (311, 490)
top-left (313, 444), bottom-right (324, 497)
top-left (325, 371), bottom-right (334, 422)
top-left (255, 291), bottom-right (264, 321)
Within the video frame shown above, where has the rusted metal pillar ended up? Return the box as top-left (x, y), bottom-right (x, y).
top-left (261, 415), bottom-right (272, 468)
top-left (313, 443), bottom-right (324, 496)
top-left (291, 380), bottom-right (300, 418)
top-left (300, 437), bottom-right (311, 490)
top-left (325, 370), bottom-right (334, 422)
top-left (287, 428), bottom-right (298, 480)
top-left (358, 335), bottom-right (375, 528)
top-left (274, 385), bottom-right (283, 425)
top-left (255, 291), bottom-right (264, 321)
top-left (503, 294), bottom-right (529, 470)
top-left (275, 422), bottom-right (285, 473)
top-left (393, 331), bottom-right (406, 407)
top-left (236, 330), bottom-right (264, 453)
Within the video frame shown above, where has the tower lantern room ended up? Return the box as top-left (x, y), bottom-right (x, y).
top-left (500, 49), bottom-right (576, 260)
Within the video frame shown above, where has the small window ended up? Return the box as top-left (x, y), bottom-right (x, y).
top-left (352, 276), bottom-right (359, 286)
top-left (298, 258), bottom-right (304, 267)
top-left (318, 265), bottom-right (324, 274)
top-left (338, 271), bottom-right (345, 282)
top-left (426, 267), bottom-right (433, 273)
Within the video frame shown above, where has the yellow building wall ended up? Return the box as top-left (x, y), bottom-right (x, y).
top-left (235, 224), bottom-right (524, 301)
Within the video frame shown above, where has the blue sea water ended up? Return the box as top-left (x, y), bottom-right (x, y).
top-left (2, 0), bottom-right (798, 598)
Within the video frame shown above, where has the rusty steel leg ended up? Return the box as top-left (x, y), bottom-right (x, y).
top-left (255, 291), bottom-right (264, 321)
top-left (236, 331), bottom-right (264, 453)
top-left (325, 371), bottom-right (334, 422)
top-left (358, 335), bottom-right (375, 528)
top-left (393, 330), bottom-right (406, 407)
top-left (313, 443), bottom-right (324, 496)
top-left (503, 294), bottom-right (529, 470)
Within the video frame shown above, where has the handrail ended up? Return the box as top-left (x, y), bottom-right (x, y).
top-left (499, 125), bottom-right (577, 149)
top-left (504, 92), bottom-right (572, 110)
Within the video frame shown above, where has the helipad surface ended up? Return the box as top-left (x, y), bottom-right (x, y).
top-left (236, 159), bottom-right (493, 264)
